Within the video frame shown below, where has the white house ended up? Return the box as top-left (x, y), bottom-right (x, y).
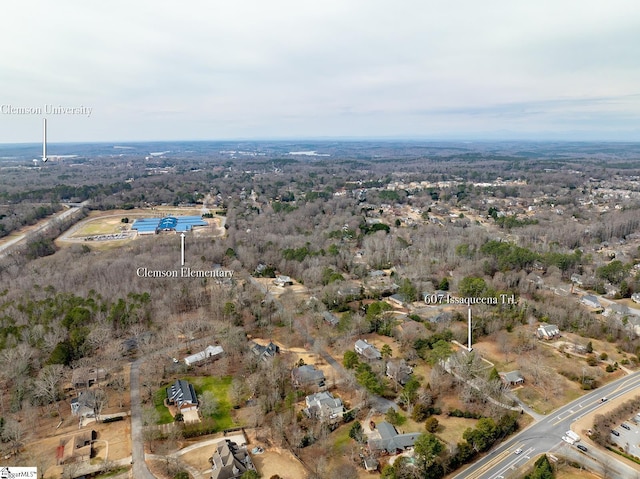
top-left (184, 345), bottom-right (224, 366)
top-left (304, 391), bottom-right (344, 421)
top-left (355, 339), bottom-right (382, 360)
top-left (273, 275), bottom-right (293, 287)
top-left (537, 324), bottom-right (560, 340)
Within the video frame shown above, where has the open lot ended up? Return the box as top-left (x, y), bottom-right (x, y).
top-left (178, 434), bottom-right (309, 479)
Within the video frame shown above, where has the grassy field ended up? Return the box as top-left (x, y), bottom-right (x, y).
top-left (72, 215), bottom-right (129, 236)
top-left (153, 387), bottom-right (175, 424)
top-left (331, 423), bottom-right (354, 454)
top-left (186, 375), bottom-right (236, 430)
top-left (435, 416), bottom-right (478, 446)
top-left (154, 376), bottom-right (235, 429)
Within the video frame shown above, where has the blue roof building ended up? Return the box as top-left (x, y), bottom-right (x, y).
top-left (132, 215), bottom-right (208, 235)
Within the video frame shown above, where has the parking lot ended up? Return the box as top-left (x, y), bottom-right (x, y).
top-left (609, 413), bottom-right (640, 457)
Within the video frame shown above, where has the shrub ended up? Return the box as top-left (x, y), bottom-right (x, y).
top-left (425, 417), bottom-right (439, 433)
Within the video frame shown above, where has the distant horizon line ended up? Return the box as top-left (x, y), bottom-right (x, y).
top-left (2, 136), bottom-right (640, 146)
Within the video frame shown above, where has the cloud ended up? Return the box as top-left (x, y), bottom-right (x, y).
top-left (1, 0), bottom-right (640, 141)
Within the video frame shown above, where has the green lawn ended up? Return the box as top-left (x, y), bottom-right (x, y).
top-left (186, 376), bottom-right (236, 431)
top-left (332, 423), bottom-right (354, 454)
top-left (154, 376), bottom-right (237, 430)
top-left (153, 387), bottom-right (175, 425)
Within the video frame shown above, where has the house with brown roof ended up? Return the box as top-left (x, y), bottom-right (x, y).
top-left (209, 439), bottom-right (255, 479)
top-left (72, 367), bottom-right (107, 389)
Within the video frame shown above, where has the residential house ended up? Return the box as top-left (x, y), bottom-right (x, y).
top-left (499, 370), bottom-right (525, 387)
top-left (70, 390), bottom-right (97, 418)
top-left (209, 439), bottom-right (256, 479)
top-left (632, 292), bottom-right (640, 304)
top-left (72, 367), bottom-right (107, 389)
top-left (570, 274), bottom-right (584, 286)
top-left (367, 421), bottom-right (421, 454)
top-left (626, 315), bottom-right (640, 336)
top-left (355, 339), bottom-right (382, 360)
top-left (387, 294), bottom-right (406, 308)
top-left (604, 303), bottom-right (630, 318)
top-left (386, 359), bottom-right (413, 386)
top-left (273, 275), bottom-right (293, 287)
top-left (184, 345), bottom-right (224, 366)
top-left (536, 324), bottom-right (560, 340)
top-left (337, 283), bottom-right (362, 300)
top-left (291, 365), bottom-right (325, 389)
top-left (363, 456), bottom-right (380, 472)
top-left (250, 341), bottom-right (280, 361)
top-left (303, 391), bottom-right (344, 421)
top-left (322, 311), bottom-right (340, 327)
top-left (581, 295), bottom-right (602, 310)
top-left (166, 379), bottom-right (198, 411)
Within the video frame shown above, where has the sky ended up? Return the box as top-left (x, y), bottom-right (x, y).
top-left (1, 0), bottom-right (640, 142)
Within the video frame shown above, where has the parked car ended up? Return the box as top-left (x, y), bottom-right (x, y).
top-left (577, 444), bottom-right (588, 452)
top-left (621, 423), bottom-right (631, 430)
top-left (612, 430), bottom-right (620, 436)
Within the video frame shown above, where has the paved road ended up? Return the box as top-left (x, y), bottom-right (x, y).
top-left (453, 371), bottom-right (640, 479)
top-left (0, 201), bottom-right (89, 258)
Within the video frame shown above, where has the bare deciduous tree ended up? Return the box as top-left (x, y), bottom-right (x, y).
top-left (33, 364), bottom-right (65, 417)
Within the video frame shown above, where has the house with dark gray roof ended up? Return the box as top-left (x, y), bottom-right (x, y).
top-left (604, 303), bottom-right (630, 318)
top-left (367, 421), bottom-right (421, 454)
top-left (166, 379), bottom-right (198, 411)
top-left (250, 341), bottom-right (280, 361)
top-left (70, 390), bottom-right (97, 418)
top-left (581, 294), bottom-right (602, 310)
top-left (291, 365), bottom-right (325, 389)
top-left (322, 311), bottom-right (340, 327)
top-left (499, 370), bottom-right (524, 386)
top-left (386, 359), bottom-right (413, 386)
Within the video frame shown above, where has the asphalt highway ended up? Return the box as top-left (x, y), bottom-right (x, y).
top-left (453, 371), bottom-right (640, 479)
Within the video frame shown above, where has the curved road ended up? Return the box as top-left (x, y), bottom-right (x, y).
top-left (454, 371), bottom-right (640, 479)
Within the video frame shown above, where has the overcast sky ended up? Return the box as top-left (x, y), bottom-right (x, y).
top-left (1, 1), bottom-right (639, 142)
